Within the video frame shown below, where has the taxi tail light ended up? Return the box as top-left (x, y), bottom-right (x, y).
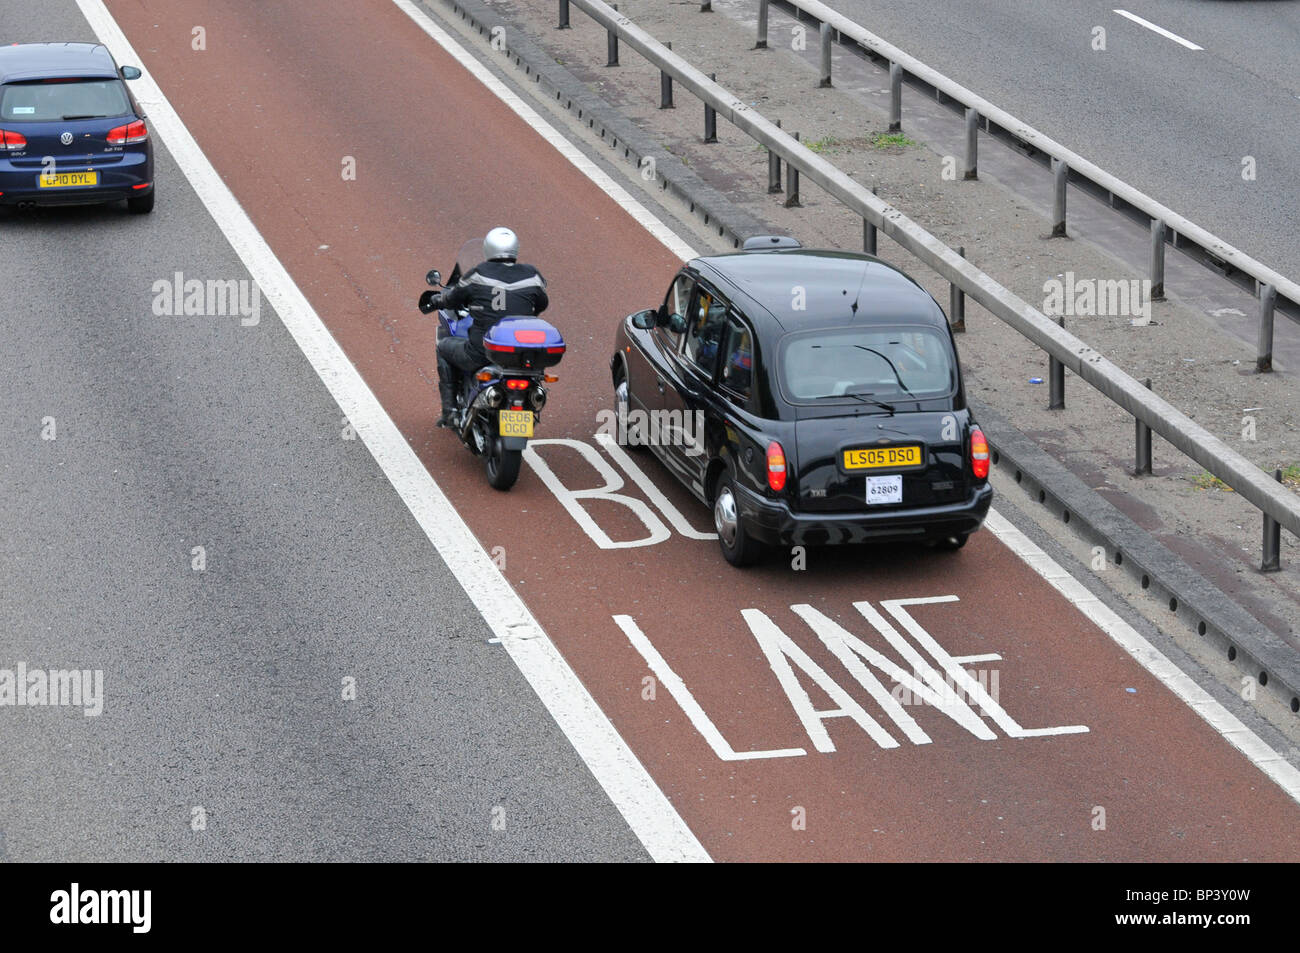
top-left (0, 129), bottom-right (27, 150)
top-left (106, 119), bottom-right (148, 145)
top-left (970, 427), bottom-right (990, 480)
top-left (766, 441), bottom-right (787, 492)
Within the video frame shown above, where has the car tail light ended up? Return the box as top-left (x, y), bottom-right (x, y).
top-left (0, 129), bottom-right (27, 150)
top-left (106, 119), bottom-right (148, 145)
top-left (766, 441), bottom-right (787, 492)
top-left (505, 378), bottom-right (529, 390)
top-left (970, 427), bottom-right (990, 480)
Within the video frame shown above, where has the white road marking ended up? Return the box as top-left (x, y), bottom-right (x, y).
top-left (391, 0), bottom-right (698, 264)
top-left (614, 615), bottom-right (807, 760)
top-left (78, 0), bottom-right (709, 863)
top-left (1113, 10), bottom-right (1203, 51)
top-left (395, 0), bottom-right (1300, 806)
top-left (984, 510), bottom-right (1300, 805)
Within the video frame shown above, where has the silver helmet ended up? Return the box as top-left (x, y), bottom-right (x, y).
top-left (483, 227), bottom-right (519, 262)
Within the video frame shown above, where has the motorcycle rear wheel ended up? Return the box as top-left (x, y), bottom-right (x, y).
top-left (485, 435), bottom-right (523, 491)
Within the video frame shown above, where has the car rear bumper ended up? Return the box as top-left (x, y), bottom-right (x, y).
top-left (0, 152), bottom-right (152, 206)
top-left (736, 481), bottom-right (993, 547)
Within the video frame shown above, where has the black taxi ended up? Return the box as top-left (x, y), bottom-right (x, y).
top-left (610, 238), bottom-right (992, 566)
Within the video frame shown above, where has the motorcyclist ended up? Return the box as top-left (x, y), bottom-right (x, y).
top-left (420, 227), bottom-right (549, 428)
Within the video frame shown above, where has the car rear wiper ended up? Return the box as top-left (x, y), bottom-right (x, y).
top-left (851, 345), bottom-right (916, 398)
top-left (814, 391), bottom-right (895, 413)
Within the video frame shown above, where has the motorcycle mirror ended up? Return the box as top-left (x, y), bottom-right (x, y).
top-left (629, 309), bottom-right (657, 330)
top-left (426, 269), bottom-right (442, 287)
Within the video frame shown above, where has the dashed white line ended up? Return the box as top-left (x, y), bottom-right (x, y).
top-left (1114, 9), bottom-right (1203, 51)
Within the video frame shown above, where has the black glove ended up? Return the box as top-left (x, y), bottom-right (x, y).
top-left (418, 290), bottom-right (442, 314)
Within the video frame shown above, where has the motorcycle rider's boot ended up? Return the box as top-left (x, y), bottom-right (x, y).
top-left (437, 371), bottom-right (459, 429)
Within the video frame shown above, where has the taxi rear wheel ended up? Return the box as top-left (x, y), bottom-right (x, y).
top-left (713, 472), bottom-right (764, 567)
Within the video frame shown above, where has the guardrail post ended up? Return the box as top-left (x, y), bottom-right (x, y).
top-left (949, 246), bottom-right (966, 333)
top-left (864, 186), bottom-right (877, 255)
top-left (606, 5), bottom-right (619, 66)
top-left (786, 134), bottom-right (801, 207)
top-left (1135, 378), bottom-right (1153, 475)
top-left (704, 72), bottom-right (717, 142)
top-left (660, 41), bottom-right (674, 109)
top-left (1150, 220), bottom-right (1166, 301)
top-left (1050, 159), bottom-right (1067, 238)
top-left (756, 0), bottom-right (769, 48)
top-left (888, 63), bottom-right (902, 132)
top-left (819, 22), bottom-right (833, 87)
top-left (1257, 282), bottom-right (1276, 373)
top-left (1261, 468), bottom-right (1282, 572)
top-left (558, 0), bottom-right (569, 29)
top-left (963, 108), bottom-right (978, 180)
top-left (768, 118), bottom-right (782, 193)
top-left (1049, 316), bottom-right (1065, 408)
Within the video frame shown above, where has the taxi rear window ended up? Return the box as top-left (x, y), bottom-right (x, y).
top-left (780, 325), bottom-right (956, 402)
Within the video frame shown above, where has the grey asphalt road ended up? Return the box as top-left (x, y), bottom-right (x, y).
top-left (0, 0), bottom-right (647, 862)
top-left (819, 0), bottom-right (1300, 280)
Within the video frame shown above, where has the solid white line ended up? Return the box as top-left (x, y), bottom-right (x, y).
top-left (983, 510), bottom-right (1300, 806)
top-left (1113, 10), bottom-right (1203, 51)
top-left (76, 0), bottom-right (709, 863)
top-left (391, 0), bottom-right (699, 264)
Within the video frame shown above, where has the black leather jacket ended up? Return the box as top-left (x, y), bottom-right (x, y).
top-left (438, 260), bottom-right (549, 347)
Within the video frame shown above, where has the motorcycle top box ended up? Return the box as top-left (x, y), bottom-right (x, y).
top-left (483, 317), bottom-right (565, 371)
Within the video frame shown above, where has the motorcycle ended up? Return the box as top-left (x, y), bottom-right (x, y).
top-left (421, 238), bottom-right (565, 491)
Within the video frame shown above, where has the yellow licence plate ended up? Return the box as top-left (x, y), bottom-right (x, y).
top-left (843, 445), bottom-right (922, 470)
top-left (38, 171), bottom-right (98, 188)
top-left (498, 409), bottom-right (534, 438)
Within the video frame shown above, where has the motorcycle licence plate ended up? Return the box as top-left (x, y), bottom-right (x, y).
top-left (498, 409), bottom-right (534, 438)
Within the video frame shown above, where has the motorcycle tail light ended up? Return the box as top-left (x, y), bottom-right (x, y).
top-left (476, 371), bottom-right (493, 381)
top-left (505, 379), bottom-right (529, 390)
top-left (514, 329), bottom-right (546, 344)
top-left (543, 373), bottom-right (558, 383)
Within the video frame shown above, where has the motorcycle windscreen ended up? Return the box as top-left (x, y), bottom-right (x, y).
top-left (449, 236), bottom-right (485, 286)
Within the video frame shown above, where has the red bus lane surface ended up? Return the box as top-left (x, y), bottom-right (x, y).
top-left (103, 0), bottom-right (1300, 860)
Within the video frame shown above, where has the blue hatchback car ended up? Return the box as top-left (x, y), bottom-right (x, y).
top-left (0, 42), bottom-right (153, 213)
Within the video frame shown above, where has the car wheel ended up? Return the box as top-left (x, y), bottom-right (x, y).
top-left (614, 369), bottom-right (645, 451)
top-left (935, 533), bottom-right (968, 550)
top-left (713, 472), bottom-right (765, 567)
top-left (127, 187), bottom-right (154, 214)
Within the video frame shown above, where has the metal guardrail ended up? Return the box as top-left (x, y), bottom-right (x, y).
top-left (556, 0), bottom-right (1299, 559)
top-left (764, 0), bottom-right (1297, 370)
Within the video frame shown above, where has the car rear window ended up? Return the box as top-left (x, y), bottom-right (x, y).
top-left (780, 325), bottom-right (956, 402)
top-left (0, 79), bottom-right (131, 122)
